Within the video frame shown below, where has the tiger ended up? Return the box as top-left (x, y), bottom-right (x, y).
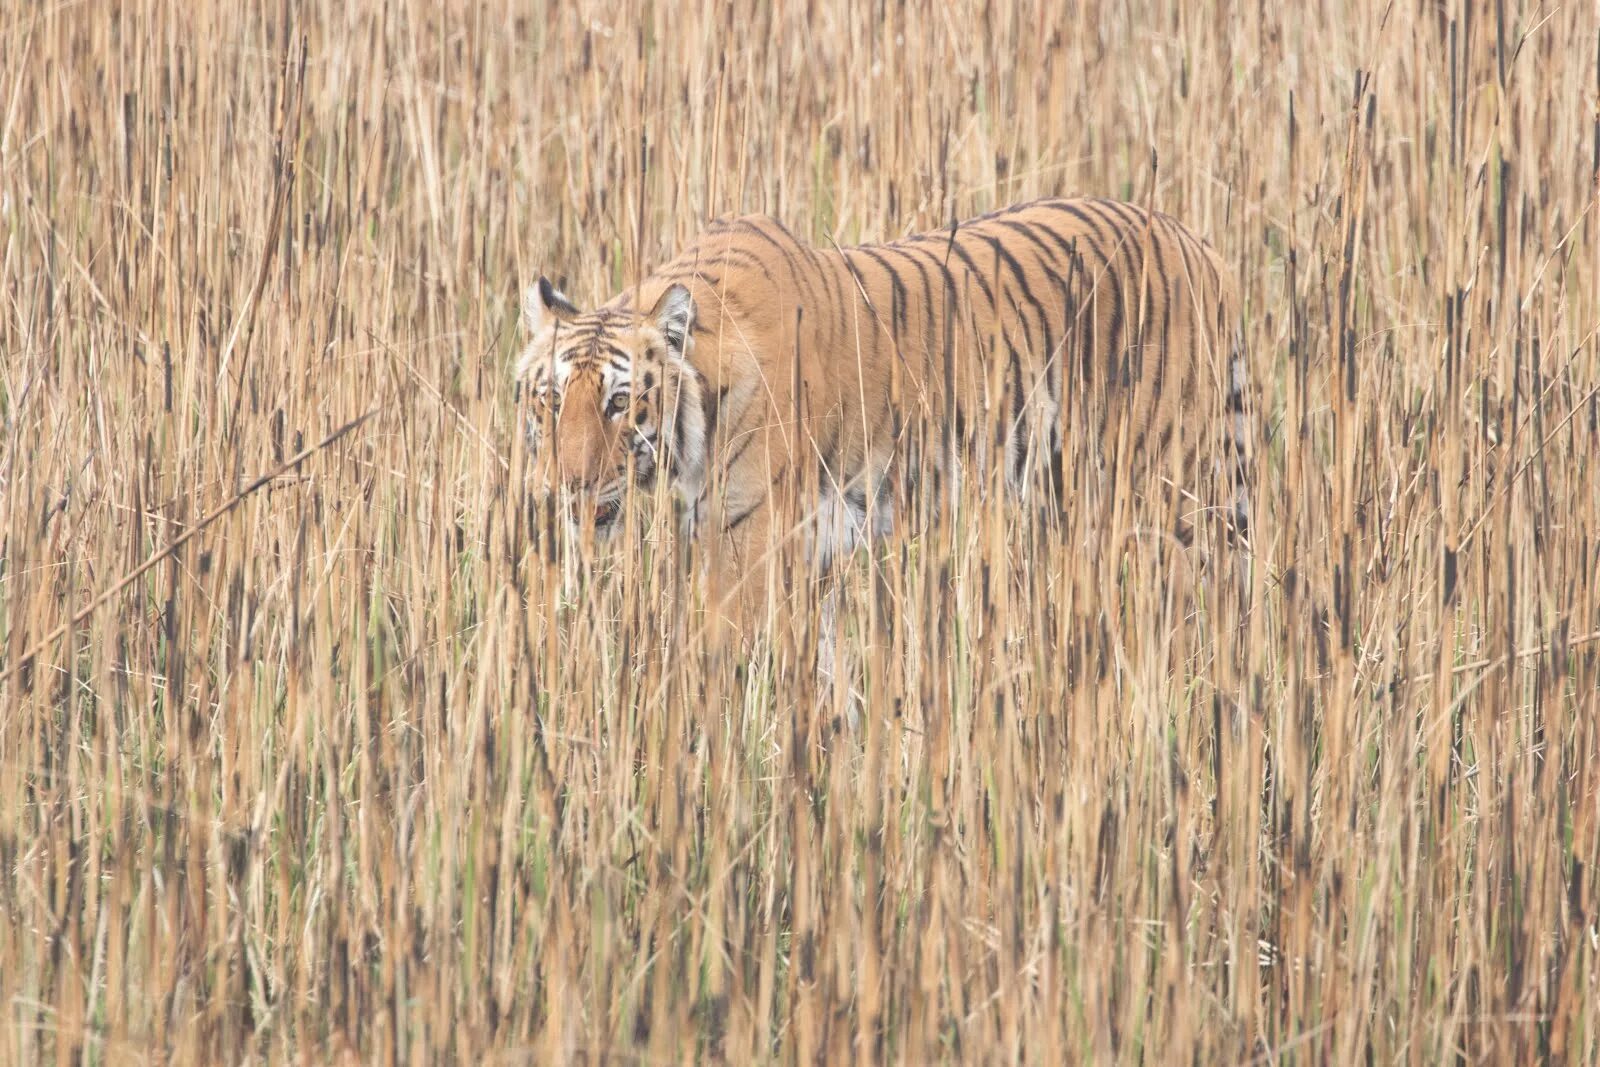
top-left (514, 197), bottom-right (1249, 616)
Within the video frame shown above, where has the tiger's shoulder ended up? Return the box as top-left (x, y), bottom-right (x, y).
top-left (614, 215), bottom-right (818, 346)
top-left (652, 214), bottom-right (814, 286)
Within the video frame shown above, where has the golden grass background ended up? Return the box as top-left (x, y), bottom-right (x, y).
top-left (3, 0), bottom-right (1599, 1061)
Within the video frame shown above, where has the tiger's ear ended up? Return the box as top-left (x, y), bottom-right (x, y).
top-left (521, 276), bottom-right (579, 334)
top-left (650, 284), bottom-right (695, 355)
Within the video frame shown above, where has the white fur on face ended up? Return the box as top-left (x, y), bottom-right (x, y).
top-left (514, 283), bottom-right (711, 522)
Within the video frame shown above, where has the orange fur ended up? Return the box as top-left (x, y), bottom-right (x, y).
top-left (517, 197), bottom-right (1247, 619)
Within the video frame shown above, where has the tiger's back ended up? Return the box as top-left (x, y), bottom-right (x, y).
top-left (617, 196), bottom-right (1248, 563)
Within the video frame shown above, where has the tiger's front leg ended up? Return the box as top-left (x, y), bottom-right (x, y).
top-left (697, 416), bottom-right (796, 638)
top-left (699, 491), bottom-right (778, 644)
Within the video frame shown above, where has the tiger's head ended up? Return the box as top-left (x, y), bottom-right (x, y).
top-left (513, 277), bottom-right (707, 538)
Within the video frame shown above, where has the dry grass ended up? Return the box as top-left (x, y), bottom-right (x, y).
top-left (4, 0), bottom-right (1599, 1062)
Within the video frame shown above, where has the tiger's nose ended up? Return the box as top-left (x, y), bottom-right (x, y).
top-left (558, 464), bottom-right (588, 491)
top-left (556, 447), bottom-right (602, 491)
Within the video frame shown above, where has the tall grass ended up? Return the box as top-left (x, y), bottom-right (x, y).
top-left (3, 0), bottom-right (1598, 1061)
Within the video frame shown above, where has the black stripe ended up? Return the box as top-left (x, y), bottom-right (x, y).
top-left (737, 219), bottom-right (820, 307)
top-left (710, 248), bottom-right (774, 275)
top-left (1173, 222), bottom-right (1227, 311)
top-left (702, 380), bottom-right (729, 449)
top-left (895, 241), bottom-right (964, 445)
top-left (1162, 220), bottom-right (1216, 374)
top-left (1091, 197), bottom-right (1149, 233)
top-left (1010, 292), bottom-right (1054, 381)
top-left (1010, 369), bottom-right (1030, 489)
top-left (983, 231), bottom-right (1040, 297)
top-left (808, 246), bottom-right (851, 348)
top-left (1136, 220), bottom-right (1171, 356)
top-left (1146, 421), bottom-right (1177, 478)
top-left (894, 241), bottom-right (961, 301)
top-left (668, 368), bottom-right (701, 477)
top-left (1082, 200), bottom-right (1147, 260)
top-left (724, 498), bottom-right (763, 533)
top-left (984, 234), bottom-right (1055, 362)
top-left (764, 215), bottom-right (801, 242)
top-left (815, 417), bottom-right (842, 476)
top-left (1098, 204), bottom-right (1161, 375)
top-left (1161, 217), bottom-right (1204, 303)
top-left (1050, 274), bottom-right (1071, 417)
top-left (1029, 214), bottom-right (1107, 275)
top-left (1227, 348), bottom-right (1249, 412)
top-left (854, 247), bottom-right (910, 342)
top-left (1034, 214), bottom-right (1124, 380)
top-left (992, 218), bottom-right (1068, 272)
top-left (722, 423), bottom-right (759, 473)
top-left (880, 244), bottom-right (941, 366)
top-left (660, 268), bottom-right (724, 291)
top-left (1191, 236), bottom-right (1226, 298)
top-left (838, 249), bottom-right (890, 349)
top-left (1008, 344), bottom-right (1025, 435)
top-left (1094, 199), bottom-right (1145, 227)
top-left (1035, 200), bottom-right (1118, 258)
top-left (1150, 243), bottom-right (1174, 405)
top-left (814, 456), bottom-right (837, 496)
top-left (942, 232), bottom-right (997, 307)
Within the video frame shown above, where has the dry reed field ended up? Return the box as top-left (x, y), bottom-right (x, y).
top-left (4, 0), bottom-right (1600, 1062)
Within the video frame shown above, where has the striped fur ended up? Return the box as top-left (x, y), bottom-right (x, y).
top-left (516, 197), bottom-right (1249, 596)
